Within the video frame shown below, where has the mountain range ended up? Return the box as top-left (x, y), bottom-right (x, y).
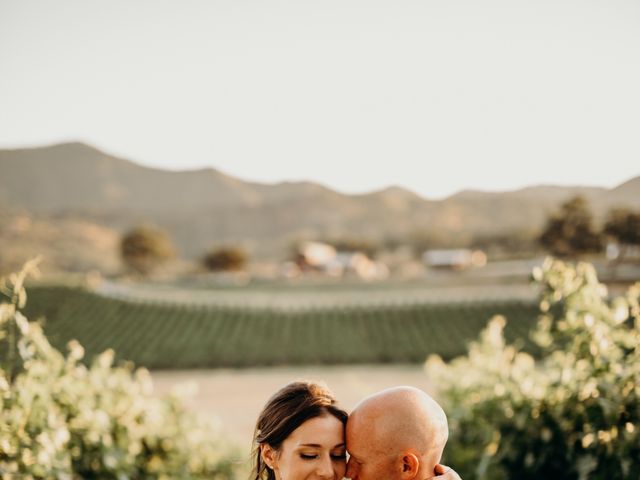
top-left (1, 142), bottom-right (638, 271)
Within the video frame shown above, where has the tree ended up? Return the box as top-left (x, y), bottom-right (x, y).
top-left (538, 196), bottom-right (602, 257)
top-left (603, 208), bottom-right (640, 262)
top-left (202, 246), bottom-right (247, 272)
top-left (120, 225), bottom-right (175, 275)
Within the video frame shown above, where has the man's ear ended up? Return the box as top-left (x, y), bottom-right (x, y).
top-left (399, 453), bottom-right (419, 479)
top-left (260, 444), bottom-right (279, 471)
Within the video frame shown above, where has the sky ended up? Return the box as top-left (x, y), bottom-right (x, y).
top-left (1, 0), bottom-right (639, 199)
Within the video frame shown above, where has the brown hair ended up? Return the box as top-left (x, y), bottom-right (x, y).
top-left (251, 381), bottom-right (348, 480)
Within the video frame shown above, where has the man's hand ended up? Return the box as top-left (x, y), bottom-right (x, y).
top-left (434, 464), bottom-right (462, 479)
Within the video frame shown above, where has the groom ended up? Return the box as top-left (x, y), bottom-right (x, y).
top-left (346, 386), bottom-right (461, 480)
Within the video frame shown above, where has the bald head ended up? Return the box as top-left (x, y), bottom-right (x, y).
top-left (346, 387), bottom-right (448, 479)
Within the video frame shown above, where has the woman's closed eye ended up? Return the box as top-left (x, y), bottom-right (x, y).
top-left (298, 452), bottom-right (347, 460)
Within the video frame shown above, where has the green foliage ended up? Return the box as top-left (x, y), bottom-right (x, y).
top-left (120, 225), bottom-right (175, 275)
top-left (203, 246), bottom-right (248, 272)
top-left (0, 263), bottom-right (240, 479)
top-left (539, 196), bottom-right (603, 257)
top-left (427, 258), bottom-right (640, 479)
top-left (0, 256), bottom-right (41, 382)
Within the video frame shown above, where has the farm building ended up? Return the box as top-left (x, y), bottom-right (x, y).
top-left (291, 241), bottom-right (388, 280)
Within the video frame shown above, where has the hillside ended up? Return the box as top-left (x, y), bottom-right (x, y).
top-left (0, 208), bottom-right (121, 274)
top-left (0, 142), bottom-right (263, 212)
top-left (1, 142), bottom-right (638, 265)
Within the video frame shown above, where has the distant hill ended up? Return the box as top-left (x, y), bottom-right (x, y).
top-left (603, 176), bottom-right (640, 207)
top-left (1, 142), bottom-right (639, 266)
top-left (0, 142), bottom-right (264, 212)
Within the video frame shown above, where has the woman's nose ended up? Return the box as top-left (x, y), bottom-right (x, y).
top-left (316, 456), bottom-right (335, 479)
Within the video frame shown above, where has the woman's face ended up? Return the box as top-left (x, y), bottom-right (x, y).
top-left (262, 414), bottom-right (346, 480)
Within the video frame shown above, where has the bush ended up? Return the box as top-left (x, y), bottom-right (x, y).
top-left (120, 225), bottom-right (175, 275)
top-left (0, 260), bottom-right (240, 479)
top-left (202, 246), bottom-right (247, 272)
top-left (427, 258), bottom-right (640, 480)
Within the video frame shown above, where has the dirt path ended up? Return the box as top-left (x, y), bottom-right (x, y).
top-left (151, 365), bottom-right (433, 448)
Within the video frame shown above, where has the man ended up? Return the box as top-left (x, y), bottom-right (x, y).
top-left (346, 386), bottom-right (461, 480)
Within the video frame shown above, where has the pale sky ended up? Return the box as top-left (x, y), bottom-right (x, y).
top-left (1, 0), bottom-right (639, 199)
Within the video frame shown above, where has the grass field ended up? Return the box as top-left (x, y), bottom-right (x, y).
top-left (21, 281), bottom-right (542, 369)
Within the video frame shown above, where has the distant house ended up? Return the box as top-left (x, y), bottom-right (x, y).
top-left (296, 241), bottom-right (337, 269)
top-left (291, 241), bottom-right (389, 280)
top-left (422, 249), bottom-right (487, 270)
top-left (325, 252), bottom-right (389, 280)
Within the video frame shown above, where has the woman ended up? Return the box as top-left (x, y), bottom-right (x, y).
top-left (251, 381), bottom-right (348, 480)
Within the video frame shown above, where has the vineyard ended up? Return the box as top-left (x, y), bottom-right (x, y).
top-left (22, 283), bottom-right (541, 369)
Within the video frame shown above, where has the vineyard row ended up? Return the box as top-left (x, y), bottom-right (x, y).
top-left (21, 286), bottom-right (541, 369)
